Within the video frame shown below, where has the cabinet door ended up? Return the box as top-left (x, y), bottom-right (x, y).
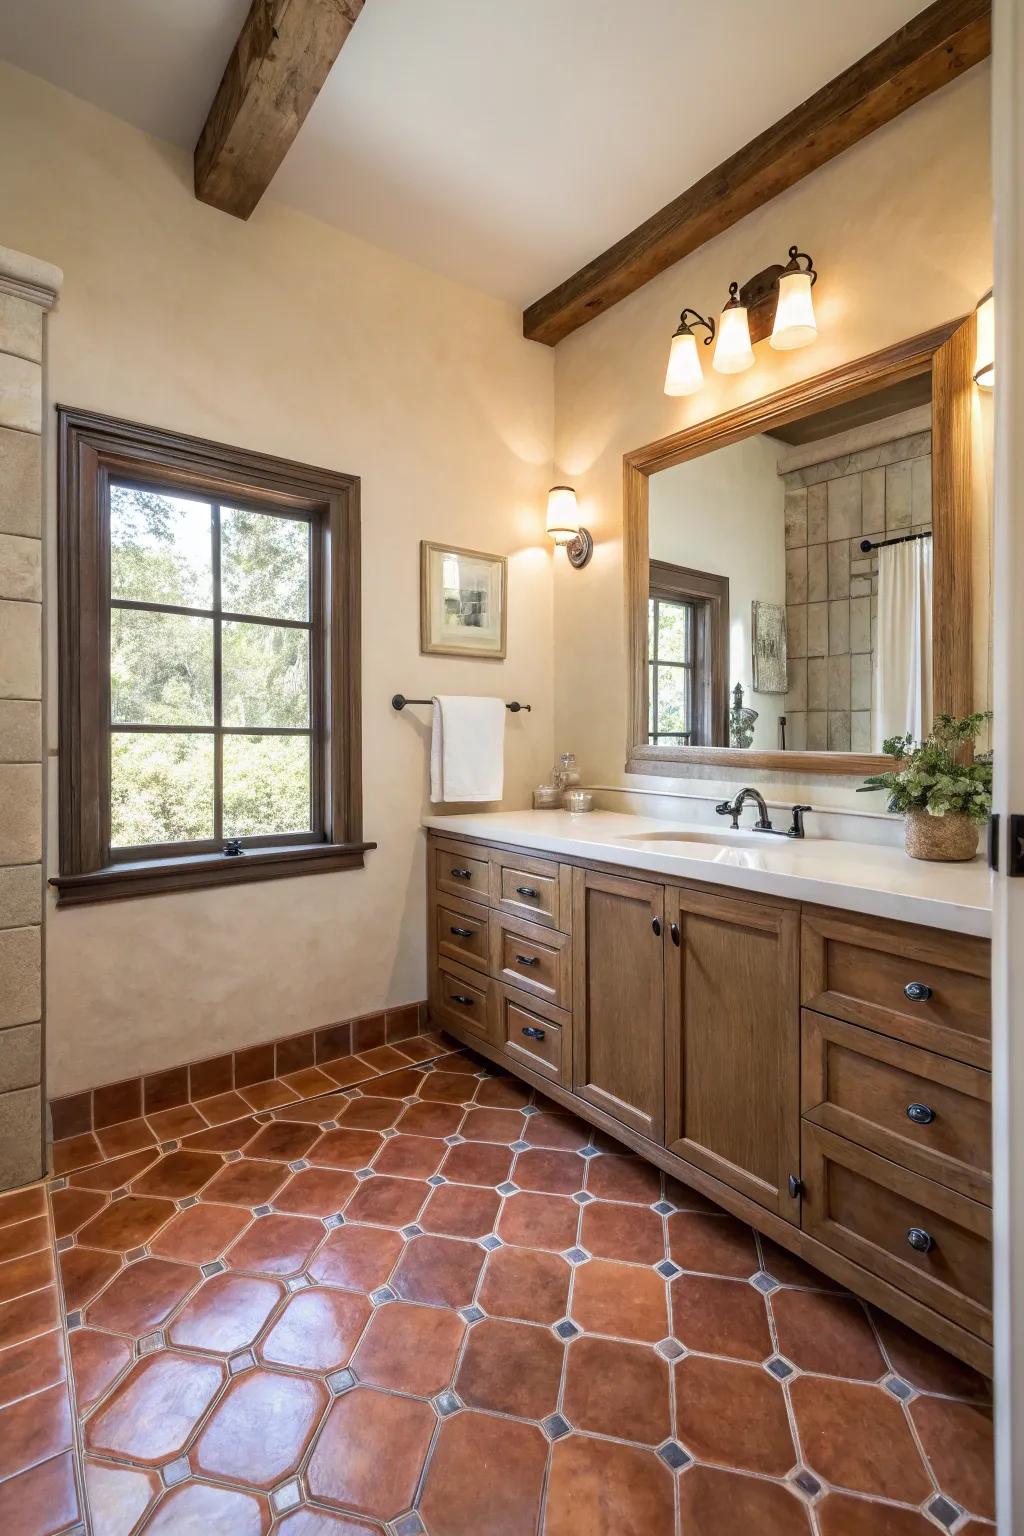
top-left (665, 886), bottom-right (800, 1217)
top-left (571, 867), bottom-right (665, 1141)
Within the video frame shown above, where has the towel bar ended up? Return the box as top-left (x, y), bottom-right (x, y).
top-left (392, 694), bottom-right (531, 713)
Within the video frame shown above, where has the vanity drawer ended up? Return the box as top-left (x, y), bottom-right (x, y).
top-left (434, 895), bottom-right (490, 974)
top-left (432, 958), bottom-right (495, 1044)
top-left (801, 1121), bottom-right (991, 1340)
top-left (801, 1011), bottom-right (991, 1204)
top-left (801, 908), bottom-right (990, 1068)
top-left (432, 837), bottom-right (491, 907)
top-left (490, 851), bottom-right (566, 930)
top-left (490, 912), bottom-right (572, 1008)
top-left (498, 985), bottom-right (571, 1087)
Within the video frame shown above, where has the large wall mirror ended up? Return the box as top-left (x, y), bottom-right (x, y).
top-left (625, 319), bottom-right (977, 776)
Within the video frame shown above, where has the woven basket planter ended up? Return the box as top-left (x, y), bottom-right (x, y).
top-left (904, 809), bottom-right (980, 863)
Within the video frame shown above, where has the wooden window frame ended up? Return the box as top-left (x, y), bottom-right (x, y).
top-left (53, 407), bottom-right (372, 906)
top-left (648, 561), bottom-right (729, 747)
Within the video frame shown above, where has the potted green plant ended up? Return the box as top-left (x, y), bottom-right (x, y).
top-left (858, 712), bottom-right (993, 862)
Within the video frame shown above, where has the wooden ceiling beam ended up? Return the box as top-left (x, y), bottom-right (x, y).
top-left (195, 0), bottom-right (365, 220)
top-left (523, 0), bottom-right (991, 347)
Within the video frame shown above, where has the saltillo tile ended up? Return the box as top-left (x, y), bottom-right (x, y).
top-left (545, 1435), bottom-right (675, 1536)
top-left (85, 1257), bottom-right (198, 1337)
top-left (671, 1274), bottom-right (773, 1364)
top-left (351, 1300), bottom-right (465, 1396)
top-left (259, 1286), bottom-right (371, 1373)
top-left (562, 1335), bottom-right (672, 1445)
top-left (579, 1200), bottom-right (665, 1266)
top-left (439, 1140), bottom-right (512, 1187)
top-left (771, 1288), bottom-right (886, 1380)
top-left (570, 1259), bottom-right (667, 1344)
top-left (84, 1459), bottom-right (161, 1536)
top-left (85, 1351), bottom-right (223, 1463)
top-left (455, 1317), bottom-right (563, 1420)
top-left (191, 1367), bottom-right (327, 1489)
top-left (168, 1272), bottom-right (284, 1355)
top-left (790, 1375), bottom-right (931, 1501)
top-left (419, 1183), bottom-right (500, 1241)
top-left (0, 1322), bottom-right (65, 1409)
top-left (390, 1234), bottom-right (485, 1310)
top-left (306, 1386), bottom-right (434, 1519)
top-left (0, 1449), bottom-right (80, 1535)
top-left (477, 1245), bottom-right (571, 1326)
top-left (910, 1394), bottom-right (995, 1522)
top-left (272, 1167), bottom-right (357, 1218)
top-left (67, 1327), bottom-right (132, 1412)
top-left (678, 1465), bottom-right (814, 1535)
top-left (148, 1202), bottom-right (252, 1265)
top-left (307, 1224), bottom-right (404, 1294)
top-left (419, 1411), bottom-right (548, 1536)
top-left (143, 1480), bottom-right (270, 1535)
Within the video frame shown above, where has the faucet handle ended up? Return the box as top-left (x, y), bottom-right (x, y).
top-left (789, 804), bottom-right (813, 838)
top-left (714, 800), bottom-right (732, 817)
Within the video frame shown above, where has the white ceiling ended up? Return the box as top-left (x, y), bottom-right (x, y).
top-left (0, 0), bottom-right (927, 305)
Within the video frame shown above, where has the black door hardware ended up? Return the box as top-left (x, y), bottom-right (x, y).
top-left (906, 1227), bottom-right (934, 1254)
top-left (450, 926), bottom-right (473, 938)
top-left (516, 885), bottom-right (540, 899)
top-left (451, 994), bottom-right (474, 1007)
top-left (904, 981), bottom-right (932, 1003)
top-left (670, 922), bottom-right (681, 947)
top-left (788, 1175), bottom-right (803, 1198)
top-left (651, 917), bottom-right (662, 937)
top-left (906, 1103), bottom-right (936, 1126)
top-left (522, 1026), bottom-right (546, 1041)
top-left (450, 867), bottom-right (472, 880)
top-left (515, 954), bottom-right (540, 967)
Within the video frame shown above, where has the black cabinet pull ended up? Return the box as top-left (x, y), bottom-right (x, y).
top-left (651, 917), bottom-right (662, 937)
top-left (788, 1174), bottom-right (803, 1199)
top-left (451, 994), bottom-right (474, 1007)
top-left (904, 981), bottom-right (933, 1003)
top-left (450, 867), bottom-right (472, 880)
top-left (515, 885), bottom-right (540, 899)
top-left (906, 1227), bottom-right (934, 1254)
top-left (906, 1102), bottom-right (936, 1126)
top-left (522, 1026), bottom-right (546, 1041)
top-left (670, 922), bottom-right (681, 947)
top-left (450, 926), bottom-right (473, 939)
top-left (515, 954), bottom-right (540, 967)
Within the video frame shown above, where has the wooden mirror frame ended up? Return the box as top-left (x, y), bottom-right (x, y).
top-left (625, 317), bottom-right (976, 776)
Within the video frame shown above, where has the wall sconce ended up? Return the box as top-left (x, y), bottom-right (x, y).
top-left (546, 485), bottom-right (593, 568)
top-left (664, 244), bottom-right (818, 395)
top-left (973, 289), bottom-right (994, 388)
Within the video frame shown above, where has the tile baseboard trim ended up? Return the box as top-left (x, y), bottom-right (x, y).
top-left (48, 1000), bottom-right (431, 1139)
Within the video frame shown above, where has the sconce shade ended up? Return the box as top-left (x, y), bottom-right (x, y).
top-left (664, 328), bottom-right (705, 395)
top-left (546, 485), bottom-right (579, 545)
top-left (973, 289), bottom-right (994, 388)
top-left (712, 295), bottom-right (754, 374)
top-left (770, 267), bottom-right (817, 350)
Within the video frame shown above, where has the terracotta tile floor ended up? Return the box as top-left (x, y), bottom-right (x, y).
top-left (0, 1032), bottom-right (996, 1534)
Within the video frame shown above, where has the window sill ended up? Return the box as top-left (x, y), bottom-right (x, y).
top-left (50, 840), bottom-right (377, 907)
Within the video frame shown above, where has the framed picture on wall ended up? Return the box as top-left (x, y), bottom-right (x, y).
top-left (420, 542), bottom-right (507, 658)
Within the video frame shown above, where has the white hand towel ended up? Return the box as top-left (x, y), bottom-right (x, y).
top-left (430, 695), bottom-right (506, 803)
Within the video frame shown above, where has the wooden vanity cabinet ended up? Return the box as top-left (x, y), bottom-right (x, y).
top-left (664, 887), bottom-right (800, 1217)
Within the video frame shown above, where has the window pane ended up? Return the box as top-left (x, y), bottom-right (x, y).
top-left (223, 734), bottom-right (311, 838)
top-left (648, 599), bottom-right (656, 658)
top-left (110, 484), bottom-right (213, 608)
top-left (657, 665), bottom-right (691, 736)
top-left (657, 600), bottom-right (691, 663)
top-left (221, 507), bottom-right (309, 621)
top-left (222, 622), bottom-right (309, 728)
top-left (111, 609), bottom-right (214, 725)
top-left (111, 732), bottom-right (214, 847)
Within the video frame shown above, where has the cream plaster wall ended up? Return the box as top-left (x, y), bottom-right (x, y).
top-left (552, 66), bottom-right (994, 809)
top-left (0, 63), bottom-right (555, 1097)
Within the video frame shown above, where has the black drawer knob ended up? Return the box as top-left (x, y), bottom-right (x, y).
top-left (670, 921), bottom-right (681, 947)
top-left (522, 1025), bottom-right (546, 1041)
top-left (651, 917), bottom-right (662, 937)
top-left (450, 926), bottom-right (473, 938)
top-left (906, 1227), bottom-right (934, 1254)
top-left (515, 885), bottom-right (540, 899)
top-left (515, 953), bottom-right (540, 967)
top-left (450, 867), bottom-right (472, 880)
top-left (451, 994), bottom-right (474, 1007)
top-left (904, 981), bottom-right (933, 1003)
top-left (906, 1102), bottom-right (936, 1126)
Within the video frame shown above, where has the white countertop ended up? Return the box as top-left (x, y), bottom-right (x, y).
top-left (424, 810), bottom-right (992, 938)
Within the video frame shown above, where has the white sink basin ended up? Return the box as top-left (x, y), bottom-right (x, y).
top-left (618, 827), bottom-right (771, 850)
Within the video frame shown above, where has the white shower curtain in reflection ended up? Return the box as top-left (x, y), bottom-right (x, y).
top-left (873, 537), bottom-right (933, 751)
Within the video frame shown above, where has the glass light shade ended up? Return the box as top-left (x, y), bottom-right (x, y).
top-left (770, 268), bottom-right (817, 350)
top-left (973, 290), bottom-right (994, 388)
top-left (546, 485), bottom-right (578, 545)
top-left (664, 328), bottom-right (705, 396)
top-left (712, 302), bottom-right (754, 374)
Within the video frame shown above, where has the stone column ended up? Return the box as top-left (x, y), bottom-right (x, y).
top-left (0, 246), bottom-right (62, 1189)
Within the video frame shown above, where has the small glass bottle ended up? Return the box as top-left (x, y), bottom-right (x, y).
top-left (557, 752), bottom-right (581, 789)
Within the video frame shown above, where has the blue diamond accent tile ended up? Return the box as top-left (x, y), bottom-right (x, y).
top-left (126, 1246), bottom-right (148, 1264)
top-left (766, 1356), bottom-right (795, 1381)
top-left (139, 1331), bottom-right (165, 1355)
top-left (521, 1104), bottom-right (539, 1117)
top-left (652, 1200), bottom-right (675, 1216)
top-left (433, 1390), bottom-right (461, 1417)
top-left (479, 1235), bottom-right (503, 1252)
top-left (285, 1274), bottom-right (310, 1293)
top-left (542, 1413), bottom-right (572, 1441)
top-left (572, 1190), bottom-right (595, 1205)
top-left (50, 1176), bottom-right (67, 1191)
top-left (578, 1146), bottom-right (600, 1159)
top-left (228, 1349), bottom-right (256, 1375)
top-left (253, 1111), bottom-right (272, 1122)
top-left (354, 1168), bottom-right (375, 1181)
top-left (496, 1182), bottom-right (519, 1196)
top-left (458, 1305), bottom-right (485, 1325)
top-left (327, 1368), bottom-right (356, 1395)
top-left (884, 1375), bottom-right (914, 1401)
top-left (110, 1188), bottom-right (128, 1202)
top-left (427, 1175), bottom-right (447, 1187)
top-left (563, 1247), bottom-right (589, 1266)
top-left (474, 1070), bottom-right (491, 1079)
top-left (394, 1513), bottom-right (426, 1536)
top-left (288, 1159), bottom-right (310, 1172)
top-left (319, 1121), bottom-right (336, 1131)
top-left (252, 1204), bottom-right (273, 1217)
top-left (200, 1260), bottom-right (226, 1278)
top-left (510, 1140), bottom-right (531, 1152)
top-left (65, 1311), bottom-right (83, 1330)
top-left (554, 1319), bottom-right (580, 1340)
top-left (927, 1496), bottom-right (962, 1529)
top-left (793, 1469), bottom-right (821, 1498)
top-left (655, 1260), bottom-right (681, 1279)
top-left (55, 1236), bottom-right (73, 1253)
top-left (162, 1456), bottom-right (190, 1487)
top-left (177, 1196), bottom-right (199, 1210)
top-left (443, 1135), bottom-right (465, 1146)
top-left (158, 1140), bottom-right (178, 1154)
top-left (381, 1127), bottom-right (398, 1138)
top-left (657, 1441), bottom-right (691, 1471)
top-left (370, 1286), bottom-right (396, 1305)
top-left (323, 1213), bottom-right (346, 1229)
top-left (750, 1271), bottom-right (779, 1294)
top-left (655, 1337), bottom-right (685, 1361)
top-left (271, 1480), bottom-right (303, 1515)
top-left (401, 1224), bottom-right (423, 1239)
top-left (223, 1150), bottom-right (243, 1163)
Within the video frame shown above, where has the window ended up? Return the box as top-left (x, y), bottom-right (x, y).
top-left (648, 561), bottom-right (729, 748)
top-left (55, 409), bottom-right (368, 904)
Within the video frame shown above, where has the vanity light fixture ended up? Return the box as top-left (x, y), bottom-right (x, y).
top-left (770, 247), bottom-right (818, 350)
top-left (546, 485), bottom-right (593, 569)
top-left (664, 309), bottom-right (716, 396)
top-left (712, 283), bottom-right (756, 374)
top-left (973, 289), bottom-right (994, 388)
